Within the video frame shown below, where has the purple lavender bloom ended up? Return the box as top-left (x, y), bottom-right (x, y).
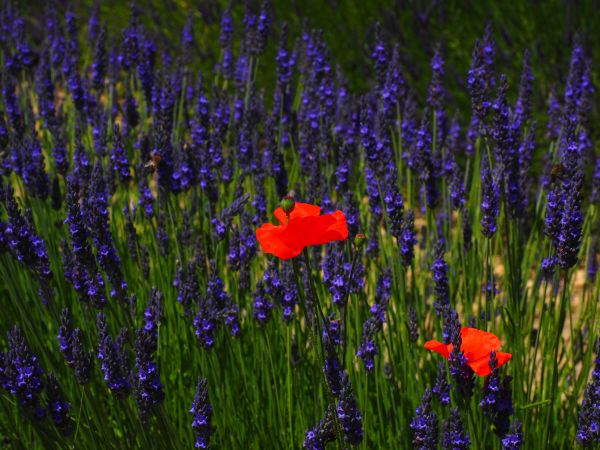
top-left (11, 16), bottom-right (34, 70)
top-left (546, 86), bottom-right (562, 140)
top-left (428, 45), bottom-right (445, 112)
top-left (323, 338), bottom-right (343, 397)
top-left (181, 12), bottom-right (194, 64)
top-left (51, 128), bottom-right (69, 176)
top-left (371, 24), bottom-right (388, 86)
top-left (92, 24), bottom-right (107, 91)
top-left (384, 186), bottom-right (404, 238)
top-left (322, 315), bottom-right (342, 347)
top-left (256, 1), bottom-right (270, 54)
top-left (380, 45), bottom-right (407, 124)
top-left (449, 331), bottom-right (474, 398)
top-left (263, 261), bottom-right (296, 323)
top-left (134, 328), bottom-right (164, 423)
top-left (46, 373), bottom-right (73, 435)
top-left (110, 125), bottom-right (131, 182)
top-left (322, 242), bottom-right (363, 308)
top-left (356, 338), bottom-right (378, 373)
top-left (410, 389), bottom-right (438, 449)
top-left (357, 271), bottom-right (391, 371)
top-left (563, 40), bottom-right (595, 126)
top-left (517, 124), bottom-right (536, 208)
top-left (225, 304), bottom-right (241, 337)
top-left (58, 309), bottom-right (75, 366)
top-left (174, 260), bottom-right (199, 314)
top-left (442, 307), bottom-right (462, 347)
top-left (502, 420), bottom-right (524, 449)
top-left (433, 361), bottom-right (451, 406)
top-left (591, 157), bottom-right (600, 206)
top-left (541, 256), bottom-right (557, 280)
top-left (337, 373), bottom-right (363, 445)
top-left (408, 307), bottom-right (419, 342)
top-left (0, 350), bottom-right (7, 393)
top-left (58, 309), bottom-right (93, 384)
top-left (252, 281), bottom-right (273, 326)
top-left (280, 263), bottom-right (299, 323)
top-left (227, 226), bottom-right (241, 271)
top-left (143, 289), bottom-right (163, 348)
top-left (2, 74), bottom-right (23, 135)
top-left (442, 408), bottom-right (471, 449)
top-left (304, 405), bottom-right (337, 450)
top-left (480, 167), bottom-right (500, 238)
top-left (450, 162), bottom-right (466, 210)
top-left (97, 314), bottom-right (131, 399)
top-left (64, 179), bottom-right (107, 308)
top-left (193, 313), bottom-right (216, 350)
top-left (46, 10), bottom-right (65, 69)
top-left (576, 343), bottom-right (599, 446)
top-left (4, 326), bottom-right (46, 419)
top-left (587, 237), bottom-right (598, 282)
top-left (88, 1), bottom-right (100, 42)
top-left (465, 115), bottom-right (479, 156)
top-left (544, 186), bottom-right (563, 244)
top-left (276, 24), bottom-right (295, 91)
top-left (556, 172), bottom-right (584, 269)
top-left (36, 52), bottom-right (56, 121)
top-left (194, 271), bottom-right (240, 347)
top-left (119, 4), bottom-right (141, 71)
top-left (467, 24), bottom-right (495, 123)
top-left (513, 49), bottom-right (534, 129)
top-left (3, 185), bottom-right (52, 283)
top-left (497, 76), bottom-right (525, 219)
top-left (190, 377), bottom-right (212, 449)
top-left (19, 136), bottom-right (50, 199)
top-left (400, 210), bottom-right (417, 267)
top-left (87, 163), bottom-right (127, 299)
top-left (123, 92), bottom-right (139, 135)
top-left (242, 2), bottom-right (269, 56)
top-left (445, 114), bottom-right (462, 156)
top-left (137, 38), bottom-right (156, 103)
top-left (219, 7), bottom-right (233, 48)
top-left (432, 241), bottom-right (450, 316)
top-left (481, 352), bottom-right (513, 437)
top-left (137, 176), bottom-right (155, 219)
top-left (414, 116), bottom-right (439, 210)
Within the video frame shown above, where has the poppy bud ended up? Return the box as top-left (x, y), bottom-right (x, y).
top-left (280, 195), bottom-right (295, 216)
top-left (354, 233), bottom-right (366, 247)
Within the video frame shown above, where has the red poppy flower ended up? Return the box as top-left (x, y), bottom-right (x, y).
top-left (256, 202), bottom-right (348, 260)
top-left (424, 327), bottom-right (512, 377)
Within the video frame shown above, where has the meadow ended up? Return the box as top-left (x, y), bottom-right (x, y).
top-left (0, 1), bottom-right (598, 449)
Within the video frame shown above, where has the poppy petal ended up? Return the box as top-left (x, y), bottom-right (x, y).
top-left (495, 352), bottom-right (513, 368)
top-left (460, 327), bottom-right (501, 363)
top-left (321, 210), bottom-right (349, 241)
top-left (282, 212), bottom-right (347, 248)
top-left (255, 223), bottom-right (303, 260)
top-left (258, 203), bottom-right (348, 260)
top-left (467, 356), bottom-right (494, 377)
top-left (467, 351), bottom-right (512, 377)
top-left (424, 340), bottom-right (451, 359)
top-left (273, 202), bottom-right (321, 225)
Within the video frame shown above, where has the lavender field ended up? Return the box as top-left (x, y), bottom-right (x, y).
top-left (0, 1), bottom-right (598, 449)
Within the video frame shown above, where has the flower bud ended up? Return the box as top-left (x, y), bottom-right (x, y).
top-left (281, 195), bottom-right (295, 215)
top-left (354, 233), bottom-right (366, 247)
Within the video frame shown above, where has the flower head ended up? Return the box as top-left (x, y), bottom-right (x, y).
top-left (410, 389), bottom-right (438, 449)
top-left (190, 377), bottom-right (212, 449)
top-left (256, 202), bottom-right (348, 260)
top-left (425, 328), bottom-right (512, 377)
top-left (502, 420), bottom-right (524, 449)
top-left (442, 408), bottom-right (470, 449)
